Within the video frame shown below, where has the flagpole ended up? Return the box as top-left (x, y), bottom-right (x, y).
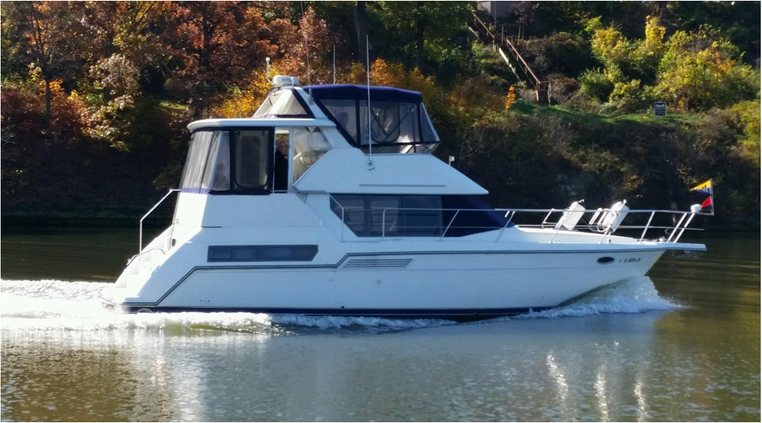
top-left (710, 178), bottom-right (715, 216)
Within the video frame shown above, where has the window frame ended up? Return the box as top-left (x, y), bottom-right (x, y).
top-left (184, 127), bottom-right (275, 195)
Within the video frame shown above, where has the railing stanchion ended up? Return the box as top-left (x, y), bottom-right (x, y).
top-left (673, 213), bottom-right (696, 243)
top-left (639, 211), bottom-right (656, 242)
top-left (667, 212), bottom-right (688, 243)
top-left (382, 209), bottom-right (386, 239)
top-left (441, 210), bottom-right (460, 241)
top-left (495, 210), bottom-right (515, 242)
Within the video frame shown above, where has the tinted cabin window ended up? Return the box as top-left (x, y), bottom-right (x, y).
top-left (331, 195), bottom-right (443, 237)
top-left (234, 129), bottom-right (271, 191)
top-left (403, 196), bottom-right (442, 236)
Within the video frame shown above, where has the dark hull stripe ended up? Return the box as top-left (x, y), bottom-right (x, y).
top-left (120, 306), bottom-right (553, 322)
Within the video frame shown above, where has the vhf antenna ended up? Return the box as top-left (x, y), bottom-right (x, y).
top-left (265, 57), bottom-right (272, 84)
top-left (301, 1), bottom-right (311, 85)
top-left (333, 45), bottom-right (336, 85)
top-left (366, 35), bottom-right (374, 169)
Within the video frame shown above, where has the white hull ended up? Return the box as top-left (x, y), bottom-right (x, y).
top-left (109, 193), bottom-right (703, 319)
top-left (129, 250), bottom-right (663, 317)
top-left (109, 84), bottom-right (708, 320)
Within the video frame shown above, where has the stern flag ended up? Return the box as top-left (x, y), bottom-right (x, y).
top-left (690, 179), bottom-right (715, 215)
top-left (690, 179), bottom-right (712, 195)
top-left (700, 196), bottom-right (713, 211)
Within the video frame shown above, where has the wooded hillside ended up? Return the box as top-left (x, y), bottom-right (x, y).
top-left (2, 1), bottom-right (759, 228)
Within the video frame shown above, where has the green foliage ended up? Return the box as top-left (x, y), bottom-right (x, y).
top-left (519, 32), bottom-right (595, 78)
top-left (578, 69), bottom-right (612, 102)
top-left (656, 27), bottom-right (760, 111)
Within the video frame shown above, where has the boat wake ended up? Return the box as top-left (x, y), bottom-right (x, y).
top-left (1, 277), bottom-right (676, 333)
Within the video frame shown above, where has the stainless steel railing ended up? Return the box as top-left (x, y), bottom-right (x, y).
top-left (138, 189), bottom-right (180, 267)
top-left (328, 197), bottom-right (706, 244)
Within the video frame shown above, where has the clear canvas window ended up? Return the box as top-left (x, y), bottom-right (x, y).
top-left (254, 90), bottom-right (309, 117)
top-left (181, 131), bottom-right (214, 191)
top-left (293, 127), bottom-right (332, 182)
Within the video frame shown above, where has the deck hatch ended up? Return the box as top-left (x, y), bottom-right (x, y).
top-left (208, 245), bottom-right (318, 262)
top-left (342, 258), bottom-right (413, 269)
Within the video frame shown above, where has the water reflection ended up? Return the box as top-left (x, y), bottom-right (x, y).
top-left (1, 232), bottom-right (759, 421)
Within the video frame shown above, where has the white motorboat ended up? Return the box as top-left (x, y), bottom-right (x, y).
top-left (107, 77), bottom-right (707, 320)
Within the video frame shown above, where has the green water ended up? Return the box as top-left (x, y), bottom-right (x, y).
top-left (1, 228), bottom-right (759, 421)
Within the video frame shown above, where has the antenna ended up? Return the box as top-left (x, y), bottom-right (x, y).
top-left (265, 57), bottom-right (272, 84)
top-left (366, 35), bottom-right (373, 169)
top-left (301, 1), bottom-right (311, 85)
top-left (333, 45), bottom-right (336, 85)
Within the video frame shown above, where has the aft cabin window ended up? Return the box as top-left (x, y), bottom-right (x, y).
top-left (330, 195), bottom-right (514, 237)
top-left (330, 195), bottom-right (443, 237)
top-left (180, 128), bottom-right (274, 194)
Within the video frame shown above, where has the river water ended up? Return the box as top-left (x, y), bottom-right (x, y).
top-left (1, 227), bottom-right (759, 421)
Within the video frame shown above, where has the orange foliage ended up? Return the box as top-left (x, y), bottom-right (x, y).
top-left (504, 86), bottom-right (517, 112)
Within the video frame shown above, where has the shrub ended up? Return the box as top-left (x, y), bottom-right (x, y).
top-left (579, 69), bottom-right (613, 102)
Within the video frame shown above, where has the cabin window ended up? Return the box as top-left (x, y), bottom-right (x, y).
top-left (202, 131), bottom-right (231, 191)
top-left (331, 195), bottom-right (443, 237)
top-left (182, 127), bottom-right (276, 194)
top-left (233, 129), bottom-right (272, 191)
top-left (181, 131), bottom-right (215, 192)
top-left (320, 99), bottom-right (358, 142)
top-left (208, 245), bottom-right (318, 262)
top-left (330, 195), bottom-right (513, 237)
top-left (293, 127), bottom-right (332, 182)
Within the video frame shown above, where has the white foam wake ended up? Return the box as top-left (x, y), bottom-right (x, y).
top-left (514, 276), bottom-right (676, 319)
top-left (1, 276), bottom-right (675, 332)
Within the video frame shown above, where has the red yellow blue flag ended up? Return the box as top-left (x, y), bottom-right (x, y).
top-left (690, 179), bottom-right (712, 195)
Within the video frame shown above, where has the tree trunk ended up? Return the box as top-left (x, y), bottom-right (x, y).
top-left (415, 3), bottom-right (425, 72)
top-left (353, 1), bottom-right (368, 69)
top-left (44, 78), bottom-right (51, 126)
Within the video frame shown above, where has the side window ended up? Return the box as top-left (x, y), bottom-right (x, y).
top-left (180, 131), bottom-right (214, 191)
top-left (331, 195), bottom-right (442, 237)
top-left (202, 131), bottom-right (231, 191)
top-left (234, 129), bottom-right (272, 191)
top-left (331, 195), bottom-right (365, 235)
top-left (369, 196), bottom-right (401, 236)
top-left (403, 196), bottom-right (442, 236)
top-left (293, 127), bottom-right (332, 182)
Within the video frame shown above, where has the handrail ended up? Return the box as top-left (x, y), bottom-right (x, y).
top-left (139, 189), bottom-right (180, 268)
top-left (330, 204), bottom-right (707, 244)
top-left (472, 12), bottom-right (545, 91)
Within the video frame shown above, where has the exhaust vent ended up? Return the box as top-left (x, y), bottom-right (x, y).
top-left (342, 258), bottom-right (412, 269)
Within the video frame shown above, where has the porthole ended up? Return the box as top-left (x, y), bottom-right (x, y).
top-left (597, 257), bottom-right (615, 264)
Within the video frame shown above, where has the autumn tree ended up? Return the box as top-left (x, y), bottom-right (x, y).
top-left (2, 2), bottom-right (85, 125)
top-left (374, 2), bottom-right (472, 73)
top-left (162, 2), bottom-right (273, 119)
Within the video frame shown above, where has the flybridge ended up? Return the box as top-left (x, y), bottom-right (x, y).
top-left (253, 83), bottom-right (440, 149)
top-left (303, 84), bottom-right (440, 147)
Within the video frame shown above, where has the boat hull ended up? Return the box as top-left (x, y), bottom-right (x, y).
top-left (113, 248), bottom-right (666, 320)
